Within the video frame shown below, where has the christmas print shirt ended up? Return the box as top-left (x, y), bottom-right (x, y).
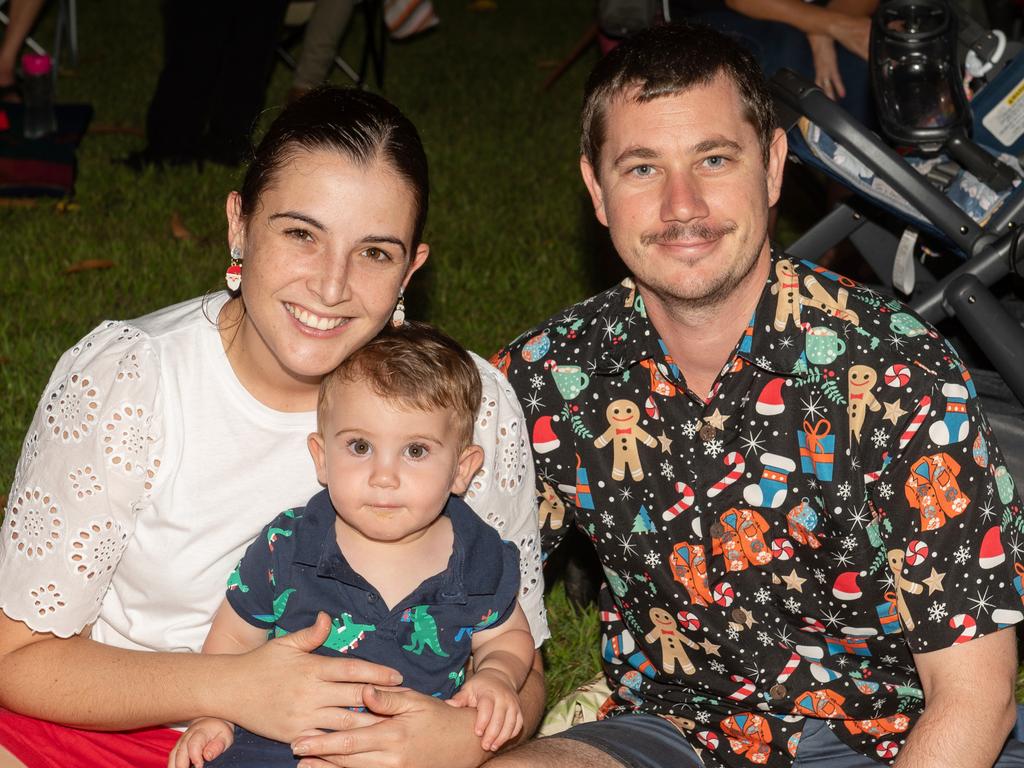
top-left (494, 254), bottom-right (1024, 767)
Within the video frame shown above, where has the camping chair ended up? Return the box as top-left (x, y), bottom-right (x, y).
top-left (278, 0), bottom-right (386, 88)
top-left (0, 0), bottom-right (78, 69)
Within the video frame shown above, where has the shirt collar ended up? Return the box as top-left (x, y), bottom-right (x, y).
top-left (291, 490), bottom-right (502, 600)
top-left (586, 251), bottom-right (857, 381)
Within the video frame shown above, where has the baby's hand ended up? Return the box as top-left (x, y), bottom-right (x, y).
top-left (447, 669), bottom-right (523, 751)
top-left (168, 717), bottom-right (235, 768)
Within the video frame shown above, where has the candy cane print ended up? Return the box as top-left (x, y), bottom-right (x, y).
top-left (708, 452), bottom-right (745, 498)
top-left (949, 613), bottom-right (977, 644)
top-left (898, 395), bottom-right (931, 450)
top-left (728, 674), bottom-right (756, 701)
top-left (776, 651), bottom-right (801, 683)
top-left (662, 481), bottom-right (695, 521)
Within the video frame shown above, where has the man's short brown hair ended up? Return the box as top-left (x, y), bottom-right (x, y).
top-left (317, 322), bottom-right (482, 449)
top-left (580, 23), bottom-right (777, 170)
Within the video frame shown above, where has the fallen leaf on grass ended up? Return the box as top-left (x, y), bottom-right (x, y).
top-left (0, 198), bottom-right (37, 208)
top-left (0, 356), bottom-right (10, 364)
top-left (171, 212), bottom-right (194, 240)
top-left (65, 259), bottom-right (115, 274)
top-left (56, 200), bottom-right (80, 213)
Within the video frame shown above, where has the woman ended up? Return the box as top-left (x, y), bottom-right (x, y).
top-left (0, 87), bottom-right (547, 768)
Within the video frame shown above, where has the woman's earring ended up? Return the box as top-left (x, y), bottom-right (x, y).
top-left (225, 246), bottom-right (243, 292)
top-left (391, 292), bottom-right (406, 327)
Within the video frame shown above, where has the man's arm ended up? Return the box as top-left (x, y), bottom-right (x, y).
top-left (290, 650), bottom-right (546, 767)
top-left (0, 610), bottom-right (400, 740)
top-left (895, 627), bottom-right (1018, 767)
top-left (725, 0), bottom-right (872, 58)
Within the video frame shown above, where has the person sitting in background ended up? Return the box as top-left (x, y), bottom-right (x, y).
top-left (0, 0), bottom-right (45, 101)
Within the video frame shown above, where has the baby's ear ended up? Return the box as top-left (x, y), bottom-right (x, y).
top-left (451, 444), bottom-right (485, 495)
top-left (307, 432), bottom-right (329, 487)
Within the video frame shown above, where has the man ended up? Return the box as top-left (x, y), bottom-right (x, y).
top-left (492, 23), bottom-right (1024, 768)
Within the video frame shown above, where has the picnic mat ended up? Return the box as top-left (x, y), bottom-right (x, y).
top-left (0, 103), bottom-right (93, 197)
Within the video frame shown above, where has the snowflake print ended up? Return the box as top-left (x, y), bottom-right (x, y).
top-left (681, 420), bottom-right (700, 438)
top-left (754, 587), bottom-right (770, 604)
top-left (841, 534), bottom-right (857, 551)
top-left (835, 655), bottom-right (849, 668)
top-left (928, 602), bottom-right (948, 622)
top-left (530, 374), bottom-right (544, 390)
top-left (813, 569), bottom-right (827, 583)
top-left (523, 391), bottom-right (544, 413)
top-left (837, 482), bottom-right (852, 500)
top-left (953, 546), bottom-right (970, 565)
top-left (660, 461), bottom-right (674, 480)
top-left (726, 626), bottom-right (740, 642)
top-left (784, 597), bottom-right (801, 613)
top-left (881, 655), bottom-right (898, 666)
top-left (878, 482), bottom-right (894, 499)
top-left (709, 660), bottom-right (726, 674)
top-left (601, 512), bottom-right (614, 527)
top-left (757, 631), bottom-right (772, 646)
top-left (871, 428), bottom-right (889, 449)
top-left (695, 711), bottom-right (711, 725)
top-left (704, 439), bottom-right (724, 458)
top-left (644, 551), bottom-right (661, 568)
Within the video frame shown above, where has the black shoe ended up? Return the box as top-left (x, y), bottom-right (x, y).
top-left (0, 81), bottom-right (21, 103)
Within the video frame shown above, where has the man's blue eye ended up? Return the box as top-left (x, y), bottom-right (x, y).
top-left (705, 156), bottom-right (726, 168)
top-left (633, 164), bottom-right (654, 177)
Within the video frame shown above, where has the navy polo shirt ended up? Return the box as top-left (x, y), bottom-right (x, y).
top-left (226, 488), bottom-right (521, 699)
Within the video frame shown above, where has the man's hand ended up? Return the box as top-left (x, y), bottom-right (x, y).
top-left (225, 613), bottom-right (398, 743)
top-left (807, 33), bottom-right (846, 99)
top-left (169, 717), bottom-right (235, 768)
top-left (291, 685), bottom-right (491, 768)
top-left (448, 669), bottom-right (525, 752)
top-left (827, 13), bottom-right (870, 59)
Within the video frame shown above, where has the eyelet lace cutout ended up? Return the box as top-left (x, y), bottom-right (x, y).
top-left (29, 582), bottom-right (67, 617)
top-left (494, 420), bottom-right (529, 494)
top-left (68, 465), bottom-right (104, 500)
top-left (144, 457), bottom-right (162, 498)
top-left (6, 487), bottom-right (63, 560)
top-left (44, 373), bottom-right (101, 444)
top-left (101, 404), bottom-right (150, 475)
top-left (515, 532), bottom-right (542, 598)
top-left (12, 429), bottom-right (40, 492)
top-left (476, 395), bottom-right (497, 432)
top-left (69, 518), bottom-right (128, 582)
top-left (116, 350), bottom-right (143, 382)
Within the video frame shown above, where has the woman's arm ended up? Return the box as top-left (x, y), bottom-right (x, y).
top-left (725, 0), bottom-right (872, 58)
top-left (0, 610), bottom-right (401, 739)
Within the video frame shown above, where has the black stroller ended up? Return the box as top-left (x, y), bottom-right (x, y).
top-left (771, 0), bottom-right (1024, 492)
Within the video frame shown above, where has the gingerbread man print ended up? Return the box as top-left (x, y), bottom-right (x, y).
top-left (887, 549), bottom-right (924, 631)
top-left (769, 258), bottom-right (802, 332)
top-left (847, 364), bottom-right (881, 442)
top-left (644, 607), bottom-right (699, 675)
top-left (594, 399), bottom-right (658, 482)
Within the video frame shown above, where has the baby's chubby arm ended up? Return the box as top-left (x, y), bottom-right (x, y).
top-left (169, 600), bottom-right (269, 768)
top-left (448, 602), bottom-right (534, 751)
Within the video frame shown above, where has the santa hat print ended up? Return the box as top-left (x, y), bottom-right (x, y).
top-left (755, 377), bottom-right (786, 416)
top-left (832, 571), bottom-right (863, 601)
top-left (979, 526), bottom-right (1005, 570)
top-left (532, 415), bottom-right (561, 455)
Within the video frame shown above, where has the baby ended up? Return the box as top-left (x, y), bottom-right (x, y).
top-left (170, 322), bottom-right (534, 768)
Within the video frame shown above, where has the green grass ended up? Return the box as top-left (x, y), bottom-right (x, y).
top-left (1, 0), bottom-right (604, 704)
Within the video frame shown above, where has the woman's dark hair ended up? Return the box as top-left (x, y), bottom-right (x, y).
top-left (240, 87), bottom-right (429, 247)
top-left (580, 23), bottom-right (776, 170)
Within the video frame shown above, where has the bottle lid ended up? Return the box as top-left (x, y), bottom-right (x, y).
top-left (21, 54), bottom-right (52, 76)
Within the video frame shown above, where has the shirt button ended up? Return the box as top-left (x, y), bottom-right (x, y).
top-left (367, 594), bottom-right (377, 602)
top-left (710, 523), bottom-right (725, 538)
top-left (699, 424), bottom-right (717, 442)
top-left (731, 608), bottom-right (745, 622)
top-left (770, 684), bottom-right (788, 700)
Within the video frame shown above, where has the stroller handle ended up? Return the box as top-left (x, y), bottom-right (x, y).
top-left (770, 69), bottom-right (989, 258)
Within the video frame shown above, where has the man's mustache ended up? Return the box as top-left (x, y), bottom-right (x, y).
top-left (641, 222), bottom-right (737, 246)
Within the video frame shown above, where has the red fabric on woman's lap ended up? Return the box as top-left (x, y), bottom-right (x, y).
top-left (0, 708), bottom-right (179, 767)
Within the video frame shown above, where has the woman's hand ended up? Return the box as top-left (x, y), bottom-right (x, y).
top-left (225, 613), bottom-right (402, 743)
top-left (807, 33), bottom-right (846, 100)
top-left (290, 685), bottom-right (490, 768)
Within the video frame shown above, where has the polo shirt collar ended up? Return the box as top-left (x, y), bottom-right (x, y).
top-left (291, 490), bottom-right (502, 601)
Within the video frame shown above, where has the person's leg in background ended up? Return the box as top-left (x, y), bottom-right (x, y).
top-left (203, 0), bottom-right (290, 167)
top-left (139, 0), bottom-right (233, 166)
top-left (288, 0), bottom-right (356, 103)
top-left (0, 0), bottom-right (46, 100)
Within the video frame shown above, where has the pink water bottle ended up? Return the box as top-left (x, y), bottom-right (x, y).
top-left (21, 53), bottom-right (56, 139)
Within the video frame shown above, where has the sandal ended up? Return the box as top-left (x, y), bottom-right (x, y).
top-left (0, 82), bottom-right (22, 103)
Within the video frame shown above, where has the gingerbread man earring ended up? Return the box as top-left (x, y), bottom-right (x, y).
top-left (226, 246), bottom-right (243, 292)
top-left (391, 291), bottom-right (406, 327)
